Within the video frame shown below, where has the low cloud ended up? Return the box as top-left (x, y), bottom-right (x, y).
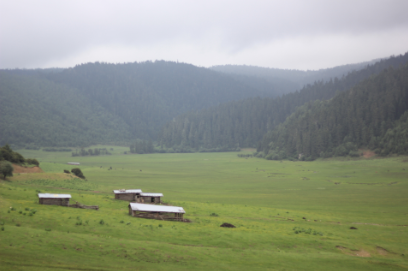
top-left (1, 0), bottom-right (408, 69)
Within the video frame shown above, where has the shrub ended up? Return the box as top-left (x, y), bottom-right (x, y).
top-left (26, 158), bottom-right (40, 166)
top-left (71, 168), bottom-right (85, 179)
top-left (99, 219), bottom-right (105, 225)
top-left (64, 170), bottom-right (70, 174)
top-left (210, 213), bottom-right (219, 217)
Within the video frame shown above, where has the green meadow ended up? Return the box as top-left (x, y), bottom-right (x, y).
top-left (1, 148), bottom-right (408, 270)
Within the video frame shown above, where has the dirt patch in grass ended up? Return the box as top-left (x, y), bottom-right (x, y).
top-left (377, 247), bottom-right (388, 256)
top-left (362, 150), bottom-right (376, 158)
top-left (12, 164), bottom-right (43, 173)
top-left (240, 148), bottom-right (256, 152)
top-left (336, 246), bottom-right (371, 257)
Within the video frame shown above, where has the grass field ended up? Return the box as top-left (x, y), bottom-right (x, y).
top-left (1, 148), bottom-right (408, 270)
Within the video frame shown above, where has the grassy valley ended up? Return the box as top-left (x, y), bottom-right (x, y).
top-left (1, 149), bottom-right (407, 270)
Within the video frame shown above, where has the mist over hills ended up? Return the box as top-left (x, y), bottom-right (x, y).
top-left (210, 58), bottom-right (381, 94)
top-left (1, 53), bottom-right (408, 159)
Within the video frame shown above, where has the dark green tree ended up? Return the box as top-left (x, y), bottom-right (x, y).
top-left (0, 161), bottom-right (14, 179)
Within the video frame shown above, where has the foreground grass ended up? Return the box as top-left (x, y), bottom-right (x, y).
top-left (0, 150), bottom-right (407, 270)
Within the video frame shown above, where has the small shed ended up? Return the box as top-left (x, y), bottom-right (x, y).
top-left (128, 203), bottom-right (185, 221)
top-left (136, 193), bottom-right (163, 204)
top-left (113, 189), bottom-right (142, 201)
top-left (38, 193), bottom-right (71, 206)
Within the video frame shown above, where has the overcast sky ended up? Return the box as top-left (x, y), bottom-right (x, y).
top-left (1, 0), bottom-right (408, 70)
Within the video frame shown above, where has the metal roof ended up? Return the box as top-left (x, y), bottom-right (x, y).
top-left (129, 203), bottom-right (185, 213)
top-left (38, 193), bottom-right (71, 199)
top-left (140, 193), bottom-right (163, 197)
top-left (67, 162), bottom-right (80, 165)
top-left (113, 189), bottom-right (142, 194)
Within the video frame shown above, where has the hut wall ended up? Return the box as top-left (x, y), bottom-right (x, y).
top-left (131, 211), bottom-right (184, 221)
top-left (116, 193), bottom-right (136, 201)
top-left (40, 198), bottom-right (69, 206)
top-left (136, 196), bottom-right (161, 204)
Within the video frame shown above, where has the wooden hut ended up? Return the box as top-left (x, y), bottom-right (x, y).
top-left (136, 193), bottom-right (163, 204)
top-left (128, 203), bottom-right (185, 221)
top-left (38, 193), bottom-right (71, 206)
top-left (113, 189), bottom-right (142, 201)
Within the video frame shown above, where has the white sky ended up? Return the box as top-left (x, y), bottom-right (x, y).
top-left (1, 0), bottom-right (408, 70)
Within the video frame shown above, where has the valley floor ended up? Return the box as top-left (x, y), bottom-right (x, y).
top-left (1, 150), bottom-right (408, 270)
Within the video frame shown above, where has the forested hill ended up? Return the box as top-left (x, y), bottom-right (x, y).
top-left (2, 54), bottom-right (407, 150)
top-left (211, 58), bottom-right (380, 94)
top-left (258, 63), bottom-right (408, 160)
top-left (1, 61), bottom-right (271, 147)
top-left (44, 61), bottom-right (271, 140)
top-left (0, 72), bottom-right (132, 147)
top-left (159, 53), bottom-right (408, 152)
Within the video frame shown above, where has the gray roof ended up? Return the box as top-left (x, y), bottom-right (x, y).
top-left (113, 189), bottom-right (142, 194)
top-left (38, 193), bottom-right (71, 199)
top-left (140, 193), bottom-right (163, 197)
top-left (129, 203), bottom-right (185, 213)
top-left (67, 162), bottom-right (80, 165)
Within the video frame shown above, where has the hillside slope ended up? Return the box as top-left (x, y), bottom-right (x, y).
top-left (0, 72), bottom-right (132, 147)
top-left (258, 64), bottom-right (408, 160)
top-left (211, 58), bottom-right (381, 94)
top-left (45, 61), bottom-right (268, 140)
top-left (160, 53), bottom-right (408, 151)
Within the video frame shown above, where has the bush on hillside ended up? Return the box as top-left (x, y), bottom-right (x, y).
top-left (71, 168), bottom-right (85, 179)
top-left (26, 158), bottom-right (40, 166)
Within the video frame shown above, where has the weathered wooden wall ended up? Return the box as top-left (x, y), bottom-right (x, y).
top-left (39, 198), bottom-right (70, 206)
top-left (136, 196), bottom-right (161, 204)
top-left (115, 193), bottom-right (137, 201)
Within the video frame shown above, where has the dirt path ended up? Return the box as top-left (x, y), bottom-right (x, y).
top-left (12, 164), bottom-right (43, 173)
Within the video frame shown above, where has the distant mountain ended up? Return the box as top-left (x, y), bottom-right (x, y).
top-left (2, 54), bottom-right (406, 151)
top-left (1, 61), bottom-right (267, 147)
top-left (160, 53), bottom-right (408, 152)
top-left (44, 61), bottom-right (269, 140)
top-left (210, 58), bottom-right (381, 94)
